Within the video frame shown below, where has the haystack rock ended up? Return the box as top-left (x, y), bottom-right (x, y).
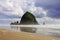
top-left (20, 11), bottom-right (38, 25)
top-left (20, 11), bottom-right (38, 33)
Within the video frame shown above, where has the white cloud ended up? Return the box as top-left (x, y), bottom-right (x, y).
top-left (0, 0), bottom-right (47, 17)
top-left (36, 7), bottom-right (47, 16)
top-left (0, 0), bottom-right (26, 16)
top-left (29, 6), bottom-right (47, 17)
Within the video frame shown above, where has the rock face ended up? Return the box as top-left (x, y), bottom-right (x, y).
top-left (20, 11), bottom-right (38, 25)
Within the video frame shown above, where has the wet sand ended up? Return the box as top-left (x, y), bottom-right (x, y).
top-left (0, 29), bottom-right (60, 40)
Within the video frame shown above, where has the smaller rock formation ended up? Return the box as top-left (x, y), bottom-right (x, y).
top-left (10, 21), bottom-right (19, 25)
top-left (43, 22), bottom-right (45, 25)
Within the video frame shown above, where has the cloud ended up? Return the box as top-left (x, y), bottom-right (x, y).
top-left (47, 9), bottom-right (60, 19)
top-left (0, 0), bottom-right (24, 16)
top-left (35, 0), bottom-right (60, 19)
top-left (35, 0), bottom-right (60, 10)
top-left (0, 0), bottom-right (47, 18)
top-left (0, 13), bottom-right (20, 19)
top-left (30, 7), bottom-right (47, 18)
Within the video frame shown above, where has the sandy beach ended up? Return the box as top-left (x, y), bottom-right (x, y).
top-left (0, 29), bottom-right (60, 40)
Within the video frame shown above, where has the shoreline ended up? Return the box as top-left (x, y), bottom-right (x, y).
top-left (0, 29), bottom-right (60, 40)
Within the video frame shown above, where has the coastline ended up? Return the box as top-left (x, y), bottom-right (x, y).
top-left (0, 29), bottom-right (60, 40)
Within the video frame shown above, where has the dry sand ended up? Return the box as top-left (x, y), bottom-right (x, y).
top-left (0, 29), bottom-right (60, 40)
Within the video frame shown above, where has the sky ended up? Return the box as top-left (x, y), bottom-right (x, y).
top-left (0, 0), bottom-right (60, 24)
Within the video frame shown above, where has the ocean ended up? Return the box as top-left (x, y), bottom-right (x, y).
top-left (0, 25), bottom-right (60, 37)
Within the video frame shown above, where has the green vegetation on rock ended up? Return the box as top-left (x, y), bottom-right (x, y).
top-left (20, 11), bottom-right (38, 25)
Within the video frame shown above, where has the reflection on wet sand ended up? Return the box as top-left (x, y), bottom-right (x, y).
top-left (11, 25), bottom-right (37, 33)
top-left (10, 25), bottom-right (60, 37)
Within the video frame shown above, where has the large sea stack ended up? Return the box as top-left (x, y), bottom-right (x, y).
top-left (20, 11), bottom-right (38, 33)
top-left (20, 11), bottom-right (38, 25)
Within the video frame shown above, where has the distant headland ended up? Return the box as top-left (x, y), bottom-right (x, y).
top-left (10, 11), bottom-right (38, 25)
